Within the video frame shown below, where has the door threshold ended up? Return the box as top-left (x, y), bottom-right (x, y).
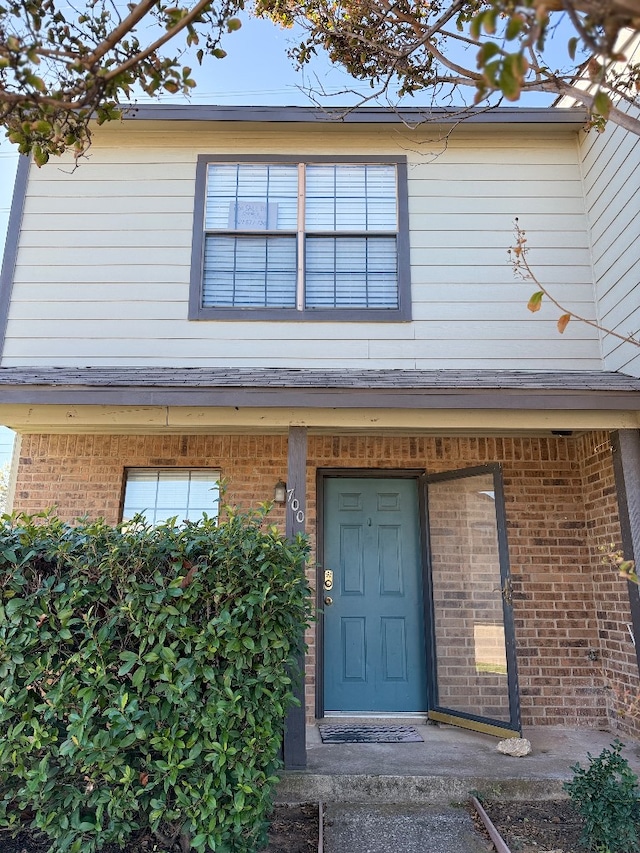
top-left (321, 712), bottom-right (428, 721)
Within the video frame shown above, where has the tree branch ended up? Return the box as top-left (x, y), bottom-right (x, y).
top-left (103, 0), bottom-right (218, 81)
top-left (84, 0), bottom-right (162, 66)
top-left (510, 219), bottom-right (640, 348)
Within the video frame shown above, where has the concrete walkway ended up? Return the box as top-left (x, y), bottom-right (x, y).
top-left (277, 721), bottom-right (640, 804)
top-left (276, 722), bottom-right (640, 853)
top-left (323, 803), bottom-right (491, 853)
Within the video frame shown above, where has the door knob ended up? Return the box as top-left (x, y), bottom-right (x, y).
top-left (324, 596), bottom-right (334, 606)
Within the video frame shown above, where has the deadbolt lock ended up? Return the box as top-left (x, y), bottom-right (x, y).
top-left (324, 569), bottom-right (334, 591)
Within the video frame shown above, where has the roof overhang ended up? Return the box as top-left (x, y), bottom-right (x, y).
top-left (1, 369), bottom-right (639, 434)
top-left (1, 367), bottom-right (639, 409)
top-left (118, 104), bottom-right (589, 129)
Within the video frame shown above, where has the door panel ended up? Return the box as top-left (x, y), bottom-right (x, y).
top-left (426, 466), bottom-right (521, 736)
top-left (323, 477), bottom-right (427, 713)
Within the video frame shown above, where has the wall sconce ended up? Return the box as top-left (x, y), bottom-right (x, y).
top-left (273, 480), bottom-right (287, 504)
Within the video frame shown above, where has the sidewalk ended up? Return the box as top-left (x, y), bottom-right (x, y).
top-left (323, 803), bottom-right (491, 853)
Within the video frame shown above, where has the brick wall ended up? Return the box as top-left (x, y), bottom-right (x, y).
top-left (13, 430), bottom-right (636, 730)
top-left (577, 431), bottom-right (640, 737)
top-left (307, 435), bottom-right (607, 727)
top-left (14, 434), bottom-right (289, 524)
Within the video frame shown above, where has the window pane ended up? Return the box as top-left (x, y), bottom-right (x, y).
top-left (205, 164), bottom-right (298, 231)
top-left (429, 473), bottom-right (511, 721)
top-left (306, 165), bottom-right (397, 231)
top-left (305, 236), bottom-right (398, 308)
top-left (122, 470), bottom-right (220, 524)
top-left (155, 472), bottom-right (189, 508)
top-left (203, 235), bottom-right (297, 308)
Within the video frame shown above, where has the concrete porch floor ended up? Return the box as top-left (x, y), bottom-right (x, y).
top-left (276, 720), bottom-right (640, 805)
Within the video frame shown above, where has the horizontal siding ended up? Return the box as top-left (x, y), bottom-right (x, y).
top-left (5, 282), bottom-right (597, 316)
top-left (6, 296), bottom-right (598, 323)
top-left (579, 37), bottom-right (640, 375)
top-left (3, 121), bottom-right (602, 370)
top-left (4, 318), bottom-right (600, 344)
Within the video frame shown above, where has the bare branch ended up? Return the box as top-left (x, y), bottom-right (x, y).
top-left (103, 0), bottom-right (217, 81)
top-left (510, 219), bottom-right (640, 348)
top-left (84, 0), bottom-right (160, 66)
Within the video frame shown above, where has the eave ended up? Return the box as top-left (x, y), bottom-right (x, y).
top-left (0, 369), bottom-right (638, 434)
top-left (119, 104), bottom-right (589, 129)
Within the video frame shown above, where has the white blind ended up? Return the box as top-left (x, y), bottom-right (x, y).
top-left (203, 236), bottom-right (297, 307)
top-left (305, 236), bottom-right (398, 308)
top-left (201, 162), bottom-right (399, 310)
top-left (205, 164), bottom-right (298, 231)
top-left (122, 470), bottom-right (220, 525)
top-left (305, 165), bottom-right (397, 231)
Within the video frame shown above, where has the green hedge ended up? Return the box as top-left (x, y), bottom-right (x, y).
top-left (0, 507), bottom-right (311, 853)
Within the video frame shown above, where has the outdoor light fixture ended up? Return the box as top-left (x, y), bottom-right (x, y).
top-left (273, 480), bottom-right (287, 504)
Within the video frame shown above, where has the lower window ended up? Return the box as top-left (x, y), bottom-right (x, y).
top-left (122, 469), bottom-right (220, 524)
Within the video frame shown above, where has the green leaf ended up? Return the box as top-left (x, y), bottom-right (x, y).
top-left (482, 8), bottom-right (498, 34)
top-left (131, 665), bottom-right (147, 687)
top-left (118, 657), bottom-right (137, 676)
top-left (470, 11), bottom-right (484, 40)
top-left (477, 42), bottom-right (500, 66)
top-left (505, 15), bottom-right (523, 40)
top-left (568, 37), bottom-right (579, 61)
top-left (499, 67), bottom-right (521, 101)
top-left (593, 91), bottom-right (611, 119)
top-left (33, 145), bottom-right (49, 167)
top-left (5, 597), bottom-right (26, 616)
top-left (527, 291), bottom-right (544, 313)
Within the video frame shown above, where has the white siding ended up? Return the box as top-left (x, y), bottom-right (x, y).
top-left (2, 120), bottom-right (602, 370)
top-left (578, 36), bottom-right (640, 377)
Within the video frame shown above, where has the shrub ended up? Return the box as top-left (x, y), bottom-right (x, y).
top-left (564, 739), bottom-right (640, 852)
top-left (0, 507), bottom-right (311, 853)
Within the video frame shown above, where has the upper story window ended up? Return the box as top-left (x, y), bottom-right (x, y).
top-left (189, 156), bottom-right (410, 322)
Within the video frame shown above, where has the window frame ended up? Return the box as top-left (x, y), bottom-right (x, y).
top-left (189, 154), bottom-right (411, 322)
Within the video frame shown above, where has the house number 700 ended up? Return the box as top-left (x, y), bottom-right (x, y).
top-left (286, 488), bottom-right (305, 524)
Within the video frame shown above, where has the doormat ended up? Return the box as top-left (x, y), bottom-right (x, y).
top-left (318, 725), bottom-right (424, 744)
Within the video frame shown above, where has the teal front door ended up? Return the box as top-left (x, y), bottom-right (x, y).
top-left (322, 476), bottom-right (427, 713)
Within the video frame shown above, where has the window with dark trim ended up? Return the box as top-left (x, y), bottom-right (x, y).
top-left (122, 469), bottom-right (220, 525)
top-left (189, 155), bottom-right (411, 321)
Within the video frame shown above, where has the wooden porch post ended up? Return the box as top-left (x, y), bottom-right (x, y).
top-left (611, 430), bottom-right (640, 674)
top-left (283, 426), bottom-right (307, 770)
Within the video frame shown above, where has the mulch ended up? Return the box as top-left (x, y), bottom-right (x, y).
top-left (472, 798), bottom-right (589, 853)
top-left (0, 803), bottom-right (320, 853)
